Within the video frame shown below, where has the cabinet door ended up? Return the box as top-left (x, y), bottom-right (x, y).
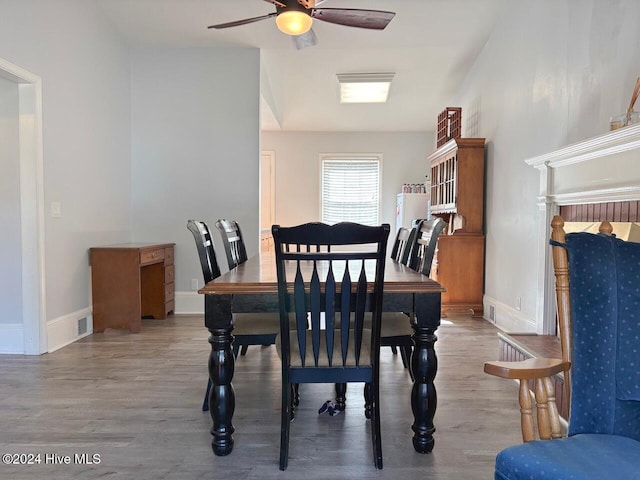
top-left (435, 235), bottom-right (484, 306)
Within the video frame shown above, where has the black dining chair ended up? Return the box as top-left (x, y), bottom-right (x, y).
top-left (335, 225), bottom-right (420, 408)
top-left (215, 218), bottom-right (248, 269)
top-left (272, 221), bottom-right (390, 470)
top-left (216, 218), bottom-right (278, 356)
top-left (380, 226), bottom-right (419, 374)
top-left (186, 219), bottom-right (281, 411)
top-left (408, 217), bottom-right (447, 276)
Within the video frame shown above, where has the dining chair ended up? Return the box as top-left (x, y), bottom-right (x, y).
top-left (336, 223), bottom-right (438, 406)
top-left (215, 218), bottom-right (248, 269)
top-left (407, 217), bottom-right (447, 276)
top-left (483, 216), bottom-right (640, 479)
top-left (380, 226), bottom-right (419, 375)
top-left (186, 219), bottom-right (281, 412)
top-left (390, 225), bottom-right (414, 263)
top-left (272, 221), bottom-right (390, 470)
top-left (332, 226), bottom-right (419, 409)
top-left (214, 218), bottom-right (261, 357)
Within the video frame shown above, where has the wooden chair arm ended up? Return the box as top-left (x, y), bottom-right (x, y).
top-left (484, 358), bottom-right (570, 442)
top-left (484, 358), bottom-right (570, 380)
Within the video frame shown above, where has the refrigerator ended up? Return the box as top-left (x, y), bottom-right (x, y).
top-left (396, 193), bottom-right (430, 231)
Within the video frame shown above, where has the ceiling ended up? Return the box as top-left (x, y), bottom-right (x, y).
top-left (95, 0), bottom-right (506, 132)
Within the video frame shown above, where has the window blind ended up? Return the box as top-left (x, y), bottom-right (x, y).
top-left (321, 156), bottom-right (380, 226)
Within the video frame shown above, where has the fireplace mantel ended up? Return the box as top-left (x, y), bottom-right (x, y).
top-left (525, 124), bottom-right (640, 334)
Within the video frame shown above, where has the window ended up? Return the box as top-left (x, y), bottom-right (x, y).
top-left (321, 154), bottom-right (381, 226)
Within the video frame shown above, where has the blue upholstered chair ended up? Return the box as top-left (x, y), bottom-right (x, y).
top-left (484, 215), bottom-right (640, 480)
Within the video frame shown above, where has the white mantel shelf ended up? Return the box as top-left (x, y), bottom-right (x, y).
top-left (525, 124), bottom-right (640, 335)
top-left (526, 123), bottom-right (640, 169)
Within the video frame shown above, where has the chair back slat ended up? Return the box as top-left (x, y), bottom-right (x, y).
top-left (325, 264), bottom-right (336, 366)
top-left (309, 262), bottom-right (322, 366)
top-left (340, 265), bottom-right (352, 365)
top-left (293, 264), bottom-right (307, 366)
top-left (353, 262), bottom-right (369, 365)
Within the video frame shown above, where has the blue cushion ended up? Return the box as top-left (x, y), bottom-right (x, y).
top-left (564, 233), bottom-right (618, 436)
top-left (495, 434), bottom-right (640, 480)
top-left (564, 233), bottom-right (640, 440)
top-left (614, 237), bottom-right (640, 402)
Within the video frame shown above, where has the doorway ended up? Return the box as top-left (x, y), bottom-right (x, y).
top-left (260, 150), bottom-right (275, 252)
top-left (0, 57), bottom-right (46, 354)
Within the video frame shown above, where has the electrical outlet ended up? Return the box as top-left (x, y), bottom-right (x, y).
top-left (191, 279), bottom-right (199, 291)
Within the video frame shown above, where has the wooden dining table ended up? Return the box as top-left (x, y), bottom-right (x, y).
top-left (199, 251), bottom-right (445, 457)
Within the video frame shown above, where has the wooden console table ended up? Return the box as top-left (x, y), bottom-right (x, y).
top-left (90, 243), bottom-right (175, 333)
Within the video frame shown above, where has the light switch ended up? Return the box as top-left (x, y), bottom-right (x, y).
top-left (51, 201), bottom-right (61, 218)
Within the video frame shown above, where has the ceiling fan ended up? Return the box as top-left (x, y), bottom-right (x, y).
top-left (207, 0), bottom-right (395, 49)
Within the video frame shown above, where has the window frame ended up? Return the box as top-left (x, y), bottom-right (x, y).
top-left (319, 153), bottom-right (382, 226)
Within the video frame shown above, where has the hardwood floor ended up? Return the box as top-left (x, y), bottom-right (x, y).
top-left (0, 314), bottom-right (523, 479)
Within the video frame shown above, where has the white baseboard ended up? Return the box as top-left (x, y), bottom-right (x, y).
top-left (0, 324), bottom-right (24, 354)
top-left (47, 307), bottom-right (93, 353)
top-left (175, 291), bottom-right (204, 314)
top-left (483, 295), bottom-right (536, 333)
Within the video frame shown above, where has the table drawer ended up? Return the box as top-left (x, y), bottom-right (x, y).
top-left (140, 248), bottom-right (164, 265)
top-left (165, 282), bottom-right (175, 301)
top-left (165, 264), bottom-right (175, 283)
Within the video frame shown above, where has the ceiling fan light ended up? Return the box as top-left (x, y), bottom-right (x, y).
top-left (276, 11), bottom-right (313, 35)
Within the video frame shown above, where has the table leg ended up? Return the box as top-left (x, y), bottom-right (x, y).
top-left (205, 295), bottom-right (235, 456)
top-left (410, 293), bottom-right (440, 453)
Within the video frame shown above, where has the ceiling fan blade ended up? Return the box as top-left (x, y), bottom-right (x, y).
top-left (311, 8), bottom-right (395, 30)
top-left (264, 0), bottom-right (287, 7)
top-left (208, 13), bottom-right (277, 29)
top-left (292, 28), bottom-right (318, 49)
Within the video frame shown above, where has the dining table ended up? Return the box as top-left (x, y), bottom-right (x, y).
top-left (199, 251), bottom-right (445, 457)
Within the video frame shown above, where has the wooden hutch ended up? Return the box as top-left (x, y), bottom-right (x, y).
top-left (427, 137), bottom-right (485, 316)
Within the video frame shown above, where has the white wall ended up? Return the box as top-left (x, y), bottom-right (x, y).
top-left (454, 0), bottom-right (640, 331)
top-left (261, 131), bottom-right (433, 229)
top-left (0, 77), bottom-right (22, 325)
top-left (130, 48), bottom-right (261, 300)
top-left (0, 0), bottom-right (132, 349)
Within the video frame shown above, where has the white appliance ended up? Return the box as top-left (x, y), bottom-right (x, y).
top-left (396, 192), bottom-right (430, 231)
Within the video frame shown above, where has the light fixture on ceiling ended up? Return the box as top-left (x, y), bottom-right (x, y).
top-left (276, 11), bottom-right (313, 35)
top-left (337, 73), bottom-right (395, 104)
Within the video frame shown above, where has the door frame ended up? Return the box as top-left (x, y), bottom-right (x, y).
top-left (0, 57), bottom-right (46, 354)
top-left (260, 150), bottom-right (276, 226)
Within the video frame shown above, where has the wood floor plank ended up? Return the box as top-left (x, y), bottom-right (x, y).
top-left (0, 314), bottom-right (522, 479)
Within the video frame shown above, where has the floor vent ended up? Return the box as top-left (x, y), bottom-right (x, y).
top-left (78, 317), bottom-right (88, 335)
top-left (489, 305), bottom-right (496, 322)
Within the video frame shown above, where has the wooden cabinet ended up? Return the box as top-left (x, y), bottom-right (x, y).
top-left (90, 243), bottom-right (175, 333)
top-left (427, 138), bottom-right (485, 316)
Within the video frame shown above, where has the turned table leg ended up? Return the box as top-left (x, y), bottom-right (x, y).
top-left (205, 295), bottom-right (235, 456)
top-left (410, 293), bottom-right (440, 454)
